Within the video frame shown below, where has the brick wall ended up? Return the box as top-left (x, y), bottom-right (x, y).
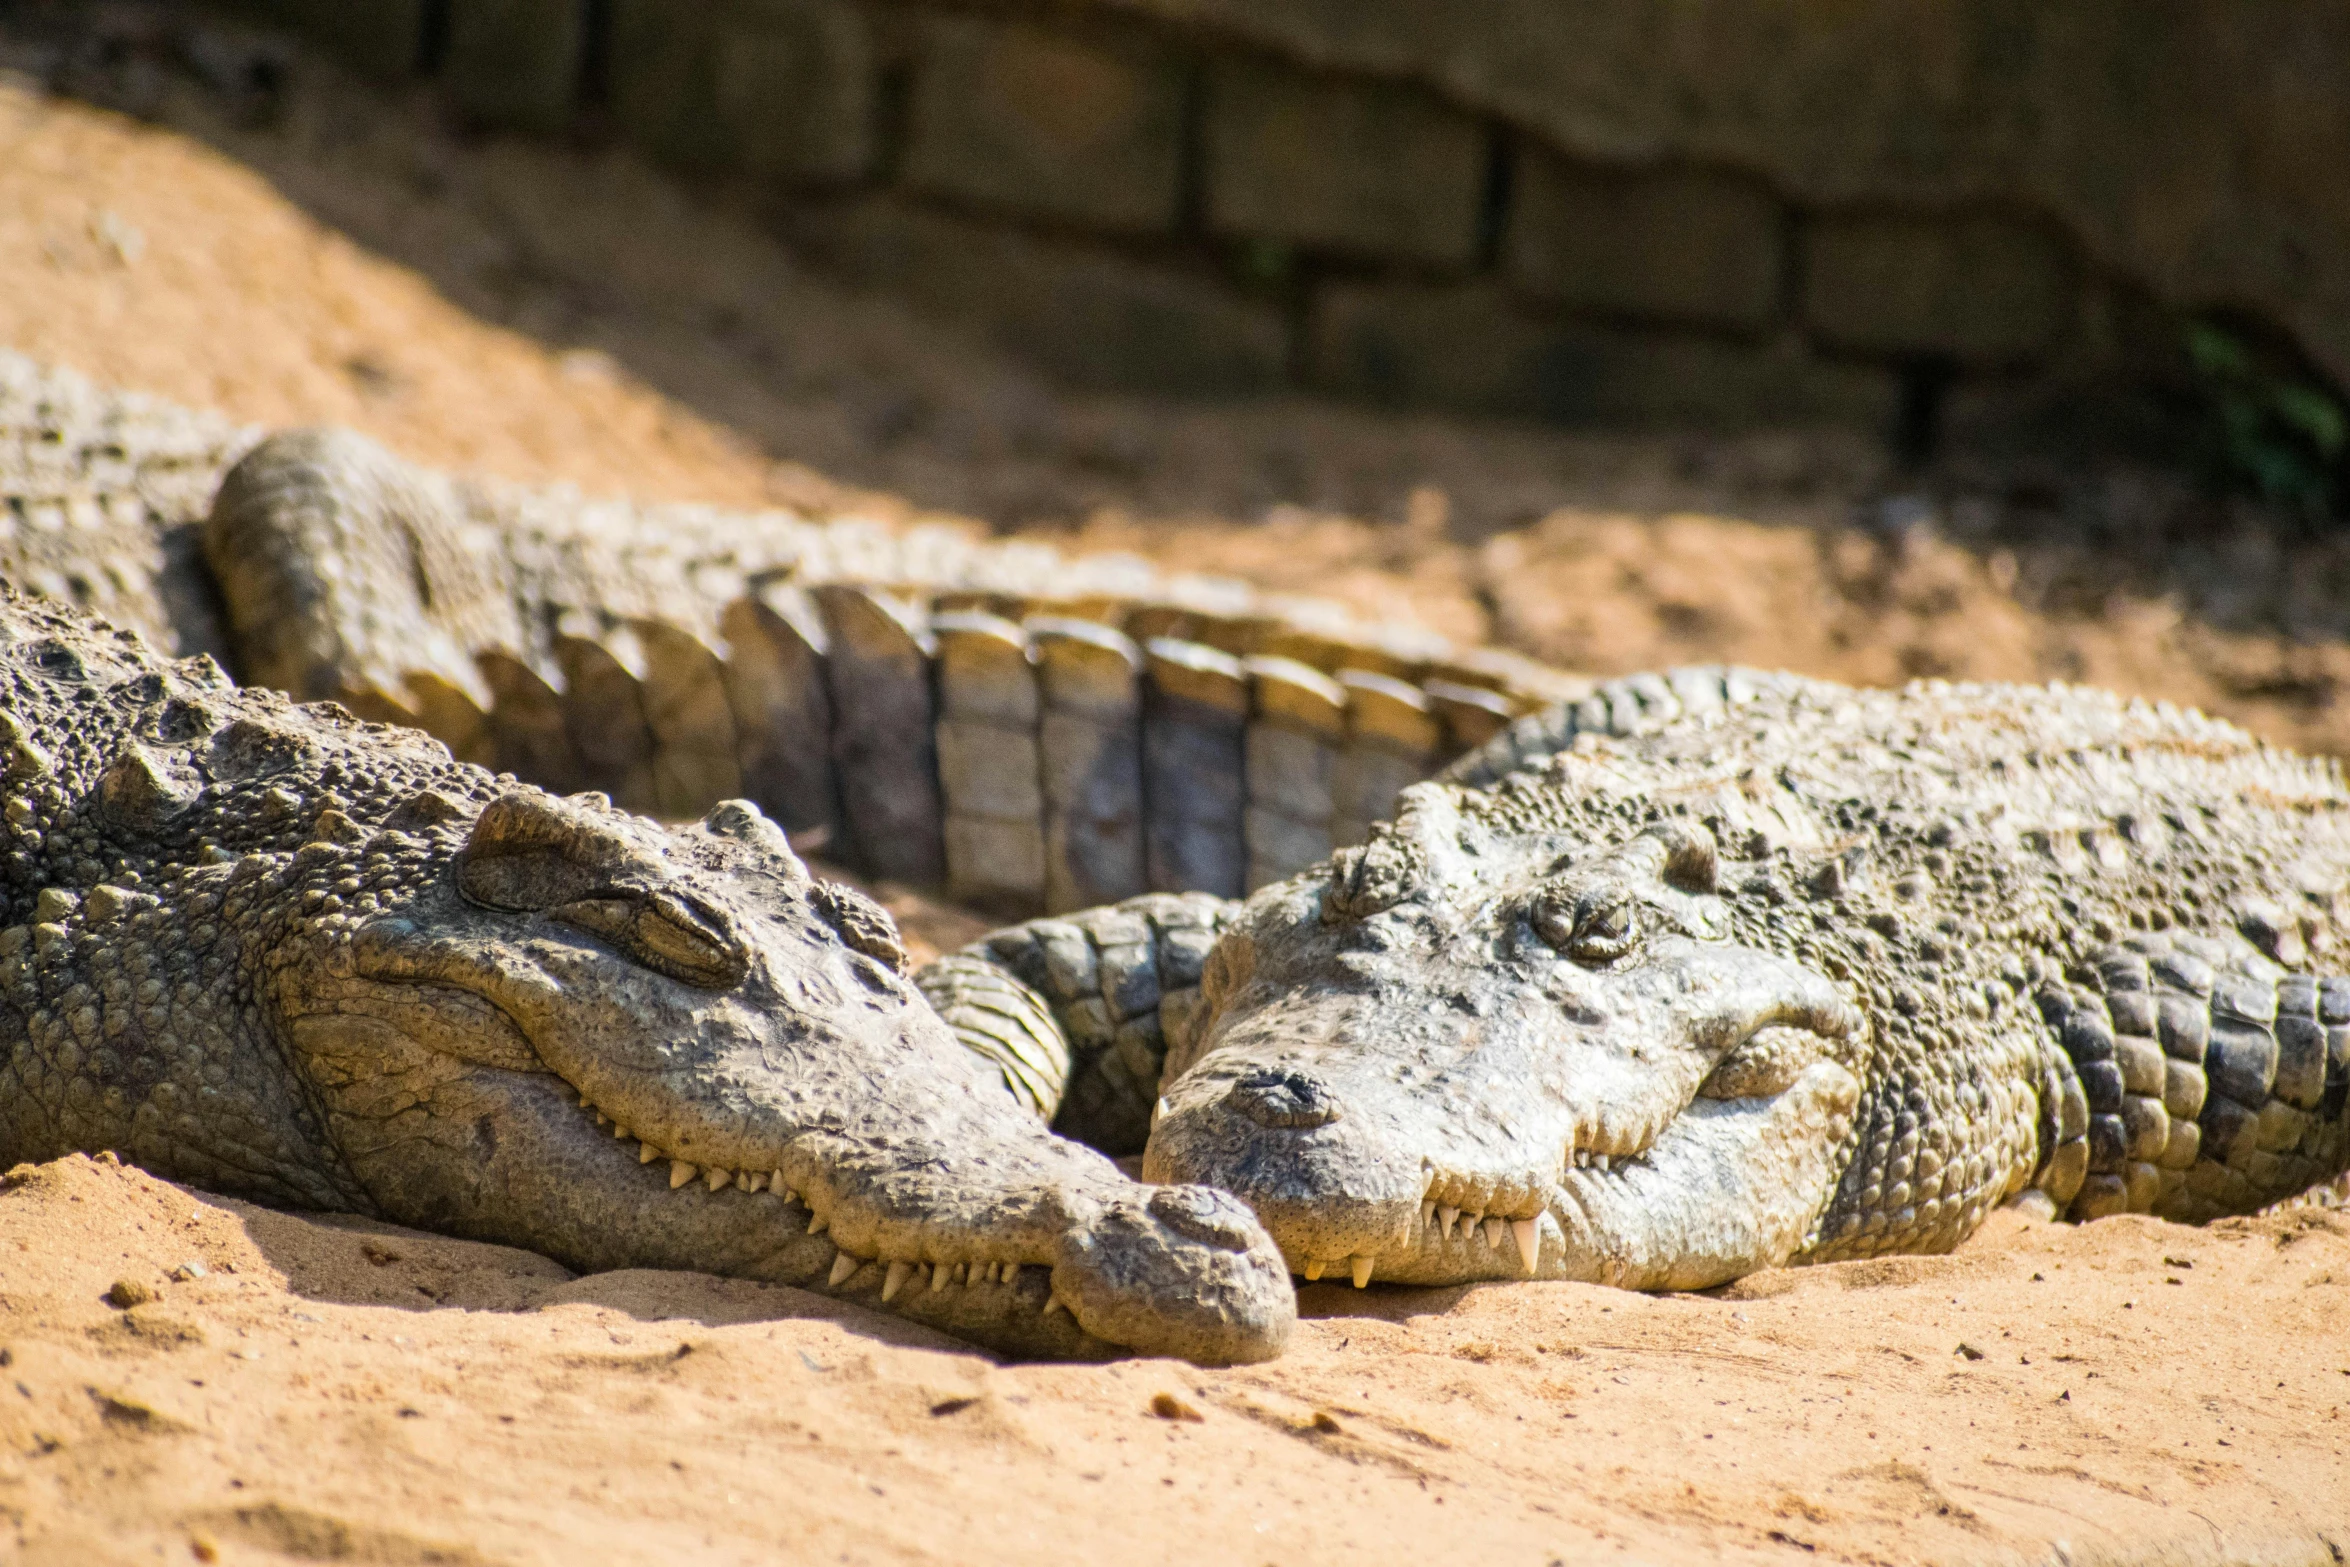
top-left (229, 0), bottom-right (2349, 456)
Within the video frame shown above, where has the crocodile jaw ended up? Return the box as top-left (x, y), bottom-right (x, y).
top-left (1142, 830), bottom-right (1862, 1292)
top-left (279, 800), bottom-right (1292, 1365)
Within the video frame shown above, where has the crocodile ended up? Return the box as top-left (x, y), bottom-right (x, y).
top-left (0, 586), bottom-right (1293, 1363)
top-left (1, 350), bottom-right (1583, 922)
top-left (937, 668), bottom-right (2350, 1290)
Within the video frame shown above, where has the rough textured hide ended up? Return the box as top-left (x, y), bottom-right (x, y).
top-left (2, 354), bottom-right (1589, 916)
top-left (0, 350), bottom-right (256, 667)
top-left (0, 588), bottom-right (1293, 1365)
top-left (923, 891), bottom-right (1237, 1155)
top-left (192, 425), bottom-right (1585, 910)
top-left (935, 668), bottom-right (2350, 1294)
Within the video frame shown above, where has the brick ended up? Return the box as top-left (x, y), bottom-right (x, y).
top-left (1802, 213), bottom-right (2073, 364)
top-left (903, 16), bottom-right (1187, 235)
top-left (610, 0), bottom-right (877, 184)
top-left (239, 0), bottom-right (424, 80)
top-left (1505, 153), bottom-right (1785, 333)
top-left (1309, 280), bottom-right (1899, 430)
top-left (788, 199), bottom-right (1289, 395)
top-left (444, 0), bottom-right (588, 134)
top-left (1204, 58), bottom-right (1486, 268)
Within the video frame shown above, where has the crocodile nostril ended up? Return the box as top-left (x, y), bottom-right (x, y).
top-left (1146, 1185), bottom-right (1262, 1251)
top-left (1227, 1068), bottom-right (1341, 1129)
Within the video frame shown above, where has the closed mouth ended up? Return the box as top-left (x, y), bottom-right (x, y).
top-left (558, 1082), bottom-right (1072, 1314)
top-left (1251, 1010), bottom-right (1856, 1290)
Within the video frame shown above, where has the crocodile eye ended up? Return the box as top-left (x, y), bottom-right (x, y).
top-left (551, 896), bottom-right (634, 946)
top-left (1535, 891), bottom-right (1640, 965)
top-left (553, 891), bottom-right (747, 990)
top-left (633, 893), bottom-right (747, 989)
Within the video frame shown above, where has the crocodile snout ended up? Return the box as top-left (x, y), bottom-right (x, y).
top-left (1227, 1068), bottom-right (1341, 1129)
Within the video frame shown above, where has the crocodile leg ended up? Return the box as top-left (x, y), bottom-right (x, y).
top-left (2040, 933), bottom-right (2350, 1222)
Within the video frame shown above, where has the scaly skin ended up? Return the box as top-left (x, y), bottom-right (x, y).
top-left (0, 590), bottom-right (1291, 1363)
top-left (0, 355), bottom-right (1586, 911)
top-left (946, 671), bottom-right (2350, 1292)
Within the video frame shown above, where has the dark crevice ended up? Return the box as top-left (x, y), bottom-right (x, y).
top-left (1475, 129), bottom-right (1515, 273)
top-left (870, 57), bottom-right (914, 186)
top-left (1174, 56), bottom-right (1208, 239)
top-left (413, 0), bottom-right (449, 77)
top-left (1895, 357), bottom-right (1955, 469)
top-left (576, 0), bottom-right (612, 110)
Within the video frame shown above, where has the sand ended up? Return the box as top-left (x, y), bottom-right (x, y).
top-left (3, 14), bottom-right (2350, 1563)
top-left (6, 1154), bottom-right (2347, 1566)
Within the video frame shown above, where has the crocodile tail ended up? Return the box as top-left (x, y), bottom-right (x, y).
top-left (914, 953), bottom-right (1073, 1125)
top-left (190, 423), bottom-right (1597, 915)
top-left (916, 892), bottom-right (1242, 1156)
top-left (2038, 934), bottom-right (2350, 1223)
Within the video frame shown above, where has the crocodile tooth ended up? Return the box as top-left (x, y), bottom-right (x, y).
top-left (827, 1251), bottom-right (859, 1287)
top-left (807, 1211), bottom-right (828, 1235)
top-left (931, 1263), bottom-right (951, 1293)
top-left (1466, 1211), bottom-right (1484, 1237)
top-left (738, 1171), bottom-right (765, 1193)
top-left (1437, 1206), bottom-right (1459, 1239)
top-left (1302, 1259), bottom-right (1324, 1281)
top-left (1511, 1218), bottom-right (1540, 1274)
top-left (772, 1171), bottom-right (788, 1196)
top-left (883, 1261), bottom-right (914, 1301)
top-left (1154, 1097), bottom-right (1171, 1123)
top-left (670, 1160), bottom-right (698, 1189)
top-left (1420, 1201), bottom-right (1436, 1232)
top-left (1350, 1256), bottom-right (1374, 1289)
top-left (638, 1142), bottom-right (660, 1165)
top-left (1595, 1155), bottom-right (1610, 1173)
top-left (704, 1166), bottom-right (732, 1192)
top-left (1042, 1295), bottom-right (1067, 1318)
top-left (612, 1124), bottom-right (630, 1140)
top-left (1482, 1216), bottom-right (1506, 1250)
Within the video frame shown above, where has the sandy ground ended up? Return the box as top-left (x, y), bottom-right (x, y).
top-left (5, 13), bottom-right (2350, 1564)
top-left (7, 1155), bottom-right (2347, 1566)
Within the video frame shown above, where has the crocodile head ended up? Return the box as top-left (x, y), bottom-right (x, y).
top-left (276, 785), bottom-right (1290, 1364)
top-left (1142, 783), bottom-right (1866, 1292)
